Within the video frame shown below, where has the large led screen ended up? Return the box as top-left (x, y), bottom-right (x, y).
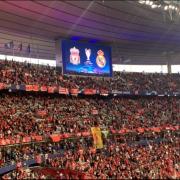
top-left (62, 40), bottom-right (112, 77)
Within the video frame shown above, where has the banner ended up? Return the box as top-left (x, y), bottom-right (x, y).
top-left (91, 127), bottom-right (103, 149)
top-left (48, 86), bottom-right (57, 93)
top-left (100, 89), bottom-right (109, 96)
top-left (15, 138), bottom-right (21, 144)
top-left (50, 134), bottom-right (61, 142)
top-left (0, 83), bottom-right (180, 97)
top-left (81, 132), bottom-right (90, 137)
top-left (83, 88), bottom-right (96, 95)
top-left (70, 88), bottom-right (79, 95)
top-left (150, 127), bottom-right (161, 132)
top-left (40, 86), bottom-right (47, 92)
top-left (137, 127), bottom-right (144, 133)
top-left (0, 125), bottom-right (179, 146)
top-left (25, 85), bottom-right (33, 91)
top-left (22, 136), bottom-right (31, 143)
top-left (59, 87), bottom-right (69, 95)
top-left (32, 85), bottom-right (39, 92)
top-left (32, 135), bottom-right (43, 141)
top-left (0, 139), bottom-right (6, 145)
top-left (76, 132), bottom-right (82, 137)
top-left (0, 83), bottom-right (5, 90)
top-left (62, 133), bottom-right (71, 139)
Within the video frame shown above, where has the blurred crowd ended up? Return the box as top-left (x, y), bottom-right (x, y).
top-left (47, 140), bottom-right (179, 179)
top-left (0, 60), bottom-right (179, 92)
top-left (0, 60), bottom-right (179, 179)
top-left (1, 129), bottom-right (178, 168)
top-left (0, 93), bottom-right (179, 139)
top-left (0, 137), bottom-right (92, 167)
top-left (2, 138), bottom-right (180, 179)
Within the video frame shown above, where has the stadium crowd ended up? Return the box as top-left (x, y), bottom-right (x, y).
top-left (48, 140), bottom-right (179, 179)
top-left (0, 60), bottom-right (179, 179)
top-left (2, 138), bottom-right (180, 179)
top-left (0, 93), bottom-right (179, 138)
top-left (1, 127), bottom-right (178, 167)
top-left (0, 60), bottom-right (179, 92)
top-left (0, 92), bottom-right (179, 171)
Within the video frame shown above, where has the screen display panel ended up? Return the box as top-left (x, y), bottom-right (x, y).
top-left (61, 40), bottom-right (112, 77)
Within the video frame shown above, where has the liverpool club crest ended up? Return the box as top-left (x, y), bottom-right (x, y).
top-left (70, 47), bottom-right (80, 65)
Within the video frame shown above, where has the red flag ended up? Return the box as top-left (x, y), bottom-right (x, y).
top-left (0, 83), bottom-right (5, 90)
top-left (76, 132), bottom-right (82, 137)
top-left (32, 85), bottom-right (39, 92)
top-left (70, 88), bottom-right (79, 95)
top-left (59, 87), bottom-right (69, 95)
top-left (118, 129), bottom-right (125, 134)
top-left (5, 139), bottom-right (10, 145)
top-left (0, 139), bottom-right (6, 145)
top-left (111, 129), bottom-right (116, 134)
top-left (50, 134), bottom-right (61, 142)
top-left (22, 136), bottom-right (31, 143)
top-left (40, 86), bottom-right (47, 92)
top-left (173, 125), bottom-right (179, 130)
top-left (81, 132), bottom-right (90, 137)
top-left (32, 135), bottom-right (43, 141)
top-left (100, 89), bottom-right (109, 96)
top-left (48, 86), bottom-right (56, 93)
top-left (168, 126), bottom-right (176, 131)
top-left (10, 138), bottom-right (15, 145)
top-left (15, 138), bottom-right (20, 144)
top-left (62, 133), bottom-right (71, 139)
top-left (84, 88), bottom-right (96, 95)
top-left (26, 85), bottom-right (33, 91)
top-left (137, 127), bottom-right (144, 133)
top-left (151, 127), bottom-right (161, 132)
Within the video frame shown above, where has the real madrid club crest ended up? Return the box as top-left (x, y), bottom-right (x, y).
top-left (70, 47), bottom-right (80, 65)
top-left (96, 50), bottom-right (106, 68)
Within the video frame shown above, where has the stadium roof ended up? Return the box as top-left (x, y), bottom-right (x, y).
top-left (0, 0), bottom-right (180, 64)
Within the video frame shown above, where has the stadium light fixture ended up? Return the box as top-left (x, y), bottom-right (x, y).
top-left (139, 0), bottom-right (145, 4)
top-left (149, 1), bottom-right (153, 6)
top-left (145, 0), bottom-right (150, 5)
top-left (151, 4), bottom-right (157, 9)
top-left (164, 6), bottom-right (168, 10)
top-left (138, 0), bottom-right (180, 22)
top-left (138, 0), bottom-right (180, 16)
